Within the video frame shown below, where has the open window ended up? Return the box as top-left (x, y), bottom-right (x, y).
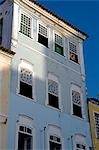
top-left (18, 60), bottom-right (33, 99)
top-left (48, 75), bottom-right (59, 109)
top-left (72, 90), bottom-right (82, 118)
top-left (74, 134), bottom-right (86, 150)
top-left (71, 84), bottom-right (83, 118)
top-left (55, 33), bottom-right (63, 55)
top-left (38, 24), bottom-right (48, 47)
top-left (69, 42), bottom-right (78, 63)
top-left (49, 135), bottom-right (61, 150)
top-left (48, 125), bottom-right (63, 150)
top-left (16, 115), bottom-right (34, 150)
top-left (18, 126), bottom-right (32, 150)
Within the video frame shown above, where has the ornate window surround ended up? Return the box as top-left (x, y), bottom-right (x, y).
top-left (17, 59), bottom-right (35, 100)
top-left (46, 73), bottom-right (62, 111)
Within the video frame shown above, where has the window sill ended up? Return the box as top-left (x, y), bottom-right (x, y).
top-left (37, 41), bottom-right (49, 49)
top-left (47, 104), bottom-right (62, 112)
top-left (69, 59), bottom-right (80, 65)
top-left (71, 114), bottom-right (84, 121)
top-left (16, 92), bottom-right (36, 103)
top-left (19, 31), bottom-right (33, 39)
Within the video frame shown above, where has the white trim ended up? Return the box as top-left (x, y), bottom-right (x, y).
top-left (37, 20), bottom-right (49, 48)
top-left (53, 30), bottom-right (64, 56)
top-left (47, 125), bottom-right (64, 150)
top-left (19, 10), bottom-right (32, 38)
top-left (17, 59), bottom-right (36, 101)
top-left (18, 41), bottom-right (84, 76)
top-left (68, 39), bottom-right (80, 65)
top-left (74, 134), bottom-right (86, 150)
top-left (15, 115), bottom-right (36, 150)
top-left (70, 83), bottom-right (84, 118)
top-left (46, 73), bottom-right (62, 111)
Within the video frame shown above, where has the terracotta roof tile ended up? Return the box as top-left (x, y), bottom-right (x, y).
top-left (0, 46), bottom-right (15, 55)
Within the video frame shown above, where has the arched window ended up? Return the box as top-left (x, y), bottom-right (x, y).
top-left (18, 60), bottom-right (34, 99)
top-left (71, 84), bottom-right (82, 118)
top-left (74, 134), bottom-right (86, 150)
top-left (47, 73), bottom-right (61, 109)
top-left (16, 115), bottom-right (35, 150)
top-left (48, 125), bottom-right (63, 150)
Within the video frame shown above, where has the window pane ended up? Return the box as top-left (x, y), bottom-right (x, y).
top-left (72, 90), bottom-right (81, 106)
top-left (50, 141), bottom-right (61, 150)
top-left (73, 104), bottom-right (82, 118)
top-left (38, 33), bottom-right (48, 47)
top-left (18, 132), bottom-right (32, 150)
top-left (70, 52), bottom-right (78, 63)
top-left (48, 93), bottom-right (59, 108)
top-left (20, 68), bottom-right (32, 86)
top-left (39, 24), bottom-right (47, 37)
top-left (55, 34), bottom-right (63, 46)
top-left (48, 79), bottom-right (58, 96)
top-left (55, 43), bottom-right (63, 55)
top-left (20, 81), bottom-right (32, 98)
top-left (20, 14), bottom-right (31, 37)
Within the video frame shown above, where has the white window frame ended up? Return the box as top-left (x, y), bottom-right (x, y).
top-left (46, 73), bottom-right (62, 111)
top-left (74, 134), bottom-right (86, 150)
top-left (17, 59), bottom-right (35, 100)
top-left (15, 115), bottom-right (36, 150)
top-left (47, 125), bottom-right (64, 150)
top-left (93, 111), bottom-right (99, 138)
top-left (53, 31), bottom-right (64, 56)
top-left (19, 10), bottom-right (33, 38)
top-left (68, 39), bottom-right (79, 64)
top-left (37, 21), bottom-right (49, 47)
top-left (70, 84), bottom-right (83, 118)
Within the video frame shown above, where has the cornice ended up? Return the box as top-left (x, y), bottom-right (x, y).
top-left (18, 0), bottom-right (88, 40)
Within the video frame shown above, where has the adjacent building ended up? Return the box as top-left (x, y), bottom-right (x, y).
top-left (88, 98), bottom-right (99, 150)
top-left (0, 0), bottom-right (92, 149)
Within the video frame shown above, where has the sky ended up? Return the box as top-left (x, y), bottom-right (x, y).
top-left (37, 0), bottom-right (99, 98)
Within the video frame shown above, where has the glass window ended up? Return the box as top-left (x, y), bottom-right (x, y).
top-left (18, 125), bottom-right (32, 150)
top-left (20, 14), bottom-right (31, 37)
top-left (19, 68), bottom-right (33, 99)
top-left (55, 34), bottom-right (63, 55)
top-left (38, 24), bottom-right (48, 47)
top-left (76, 144), bottom-right (86, 150)
top-left (69, 42), bottom-right (78, 63)
top-left (49, 135), bottom-right (61, 150)
top-left (48, 79), bottom-right (59, 109)
top-left (72, 90), bottom-right (82, 118)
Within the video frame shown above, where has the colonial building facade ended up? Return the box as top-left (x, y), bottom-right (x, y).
top-left (88, 98), bottom-right (99, 150)
top-left (0, 0), bottom-right (92, 149)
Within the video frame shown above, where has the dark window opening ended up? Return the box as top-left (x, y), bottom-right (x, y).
top-left (70, 52), bottom-right (78, 63)
top-left (18, 132), bottom-right (32, 150)
top-left (73, 104), bottom-right (82, 118)
top-left (55, 43), bottom-right (63, 55)
top-left (19, 81), bottom-right (32, 99)
top-left (38, 33), bottom-right (48, 47)
top-left (50, 141), bottom-right (61, 150)
top-left (76, 144), bottom-right (85, 150)
top-left (48, 93), bottom-right (59, 109)
top-left (0, 18), bottom-right (3, 44)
